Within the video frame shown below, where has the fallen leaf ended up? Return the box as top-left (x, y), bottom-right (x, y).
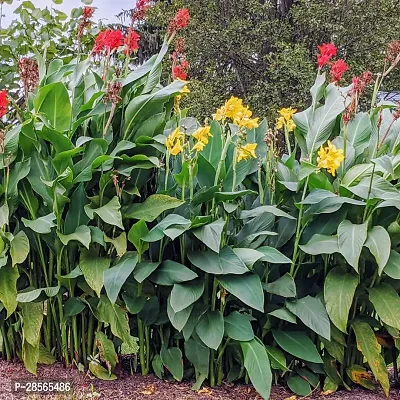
top-left (197, 387), bottom-right (212, 395)
top-left (139, 384), bottom-right (156, 395)
top-left (322, 390), bottom-right (335, 396)
top-left (284, 396), bottom-right (297, 400)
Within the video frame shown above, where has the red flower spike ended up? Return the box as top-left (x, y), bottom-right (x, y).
top-left (93, 29), bottom-right (124, 54)
top-left (132, 0), bottom-right (151, 22)
top-left (316, 42), bottom-right (337, 68)
top-left (330, 59), bottom-right (348, 83)
top-left (168, 8), bottom-right (190, 35)
top-left (83, 6), bottom-right (95, 20)
top-left (124, 29), bottom-right (140, 56)
top-left (0, 90), bottom-right (9, 118)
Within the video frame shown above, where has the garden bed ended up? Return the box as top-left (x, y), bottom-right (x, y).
top-left (0, 361), bottom-right (398, 400)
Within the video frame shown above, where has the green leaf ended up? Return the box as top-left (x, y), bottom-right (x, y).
top-left (97, 295), bottom-right (131, 343)
top-left (133, 261), bottom-right (160, 283)
top-left (150, 260), bottom-right (198, 286)
top-left (352, 320), bottom-right (389, 396)
top-left (142, 214), bottom-right (191, 242)
top-left (272, 330), bottom-right (322, 363)
top-left (184, 338), bottom-right (209, 375)
top-left (63, 297), bottom-right (86, 319)
top-left (338, 220), bottom-right (368, 272)
top-left (138, 297), bottom-right (160, 325)
top-left (364, 226), bottom-right (391, 275)
top-left (170, 279), bottom-right (204, 313)
top-left (286, 296), bottom-right (331, 340)
top-left (160, 347), bottom-right (183, 381)
top-left (240, 339), bottom-right (272, 400)
top-left (22, 213), bottom-right (56, 234)
top-left (264, 273), bottom-right (296, 298)
top-left (0, 265), bottom-right (19, 317)
top-left (300, 234), bottom-right (339, 255)
top-left (89, 362), bottom-right (117, 380)
top-left (104, 232), bottom-right (127, 257)
top-left (22, 342), bottom-right (39, 375)
top-left (257, 246), bottom-right (292, 264)
top-left (215, 190), bottom-right (257, 203)
top-left (34, 82), bottom-right (72, 131)
top-left (369, 283), bottom-right (400, 330)
top-left (188, 246), bottom-right (249, 275)
top-left (196, 310), bottom-right (224, 350)
top-left (10, 231), bottom-right (29, 266)
top-left (80, 249), bottom-right (111, 297)
top-left (265, 345), bottom-right (288, 372)
top-left (224, 311), bottom-right (254, 341)
top-left (58, 225), bottom-right (91, 249)
top-left (324, 267), bottom-right (359, 333)
top-left (64, 184), bottom-right (90, 234)
top-left (95, 331), bottom-right (118, 373)
top-left (288, 376), bottom-right (312, 396)
top-left (17, 287), bottom-right (59, 303)
top-left (268, 307), bottom-right (297, 324)
top-left (124, 194), bottom-right (184, 222)
top-left (38, 344), bottom-right (56, 365)
top-left (192, 218), bottom-right (225, 253)
top-left (85, 197), bottom-right (123, 229)
top-left (241, 205), bottom-right (296, 220)
top-left (21, 302), bottom-right (43, 346)
top-left (123, 294), bottom-right (146, 314)
top-left (167, 297), bottom-right (193, 332)
top-left (104, 253), bottom-right (138, 304)
top-left (384, 250), bottom-right (400, 279)
top-left (218, 274), bottom-right (264, 312)
top-left (127, 220), bottom-right (149, 255)
top-left (347, 365), bottom-right (376, 390)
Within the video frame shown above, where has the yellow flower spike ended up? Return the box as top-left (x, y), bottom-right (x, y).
top-left (286, 119), bottom-right (296, 132)
top-left (276, 116), bottom-right (285, 130)
top-left (238, 117), bottom-right (260, 129)
top-left (170, 139), bottom-right (184, 156)
top-left (236, 143), bottom-right (258, 162)
top-left (317, 140), bottom-right (345, 177)
top-left (165, 128), bottom-right (185, 156)
top-left (192, 126), bottom-right (212, 144)
top-left (279, 107), bottom-right (297, 121)
top-left (193, 140), bottom-right (207, 152)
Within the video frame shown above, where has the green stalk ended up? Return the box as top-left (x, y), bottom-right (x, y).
top-left (231, 149), bottom-right (237, 192)
top-left (284, 125), bottom-right (291, 155)
top-left (72, 316), bottom-right (80, 363)
top-left (87, 312), bottom-right (94, 357)
top-left (82, 312), bottom-right (87, 368)
top-left (209, 279), bottom-right (218, 387)
top-left (1, 325), bottom-right (11, 361)
top-left (164, 152), bottom-right (170, 192)
top-left (137, 282), bottom-right (147, 375)
top-left (257, 167), bottom-right (264, 204)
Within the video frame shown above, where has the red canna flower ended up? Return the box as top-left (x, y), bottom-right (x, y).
top-left (124, 29), bottom-right (140, 55)
top-left (132, 0), bottom-right (151, 22)
top-left (83, 6), bottom-right (95, 19)
top-left (93, 29), bottom-right (124, 54)
top-left (172, 60), bottom-right (189, 80)
top-left (0, 90), bottom-right (8, 118)
top-left (317, 43), bottom-right (337, 68)
top-left (168, 8), bottom-right (190, 35)
top-left (330, 59), bottom-right (348, 83)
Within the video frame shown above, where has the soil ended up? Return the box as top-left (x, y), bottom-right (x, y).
top-left (0, 361), bottom-right (399, 400)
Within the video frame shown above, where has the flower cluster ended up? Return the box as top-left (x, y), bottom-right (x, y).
top-left (192, 126), bottom-right (212, 152)
top-left (213, 97), bottom-right (259, 129)
top-left (168, 8), bottom-right (190, 35)
top-left (79, 6), bottom-right (95, 39)
top-left (171, 38), bottom-right (189, 81)
top-left (386, 40), bottom-right (400, 65)
top-left (317, 141), bottom-right (345, 176)
top-left (165, 128), bottom-right (185, 156)
top-left (104, 81), bottom-right (123, 105)
top-left (316, 43), bottom-right (348, 83)
top-left (276, 107), bottom-right (296, 132)
top-left (330, 59), bottom-right (348, 83)
top-left (124, 29), bottom-right (141, 56)
top-left (237, 143), bottom-right (257, 162)
top-left (19, 58), bottom-right (39, 94)
top-left (0, 90), bottom-right (8, 118)
top-left (131, 0), bottom-right (151, 23)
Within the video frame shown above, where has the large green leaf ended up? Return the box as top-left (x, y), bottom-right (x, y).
top-left (286, 296), bottom-right (331, 340)
top-left (272, 330), bottom-right (322, 363)
top-left (224, 311), bottom-right (254, 341)
top-left (22, 213), bottom-right (56, 234)
top-left (0, 265), bottom-right (19, 317)
top-left (21, 302), bottom-right (43, 347)
top-left (95, 331), bottom-right (118, 373)
top-left (384, 250), bottom-right (400, 279)
top-left (80, 249), bottom-right (111, 297)
top-left (324, 267), bottom-right (359, 333)
top-left (85, 197), bottom-right (123, 229)
top-left (160, 347), bottom-right (183, 381)
top-left (195, 310), bottom-right (224, 350)
top-left (167, 297), bottom-right (193, 332)
top-left (58, 225), bottom-right (91, 249)
top-left (300, 234), bottom-right (339, 255)
top-left (188, 246), bottom-right (248, 275)
top-left (257, 246), bottom-right (292, 264)
top-left (218, 273), bottom-right (264, 312)
top-left (240, 338), bottom-right (272, 400)
top-left (264, 273), bottom-right (296, 298)
top-left (369, 283), bottom-right (400, 330)
top-left (142, 214), bottom-right (191, 242)
top-left (288, 376), bottom-right (312, 396)
top-left (338, 220), bottom-right (368, 272)
top-left (17, 286), bottom-right (59, 303)
top-left (192, 218), bottom-right (225, 253)
top-left (104, 253), bottom-right (138, 304)
top-left (124, 194), bottom-right (184, 222)
top-left (241, 205), bottom-right (296, 220)
top-left (34, 82), bottom-right (72, 131)
top-left (364, 226), bottom-right (391, 275)
top-left (352, 320), bottom-right (389, 396)
top-left (127, 219), bottom-right (149, 255)
top-left (170, 279), bottom-right (204, 313)
top-left (64, 184), bottom-right (90, 234)
top-left (184, 338), bottom-right (209, 375)
top-left (150, 260), bottom-right (198, 286)
top-left (10, 231), bottom-right (29, 266)
top-left (133, 261), bottom-right (160, 283)
top-left (347, 112), bottom-right (372, 157)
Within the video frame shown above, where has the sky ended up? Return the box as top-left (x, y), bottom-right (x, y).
top-left (1, 0), bottom-right (136, 27)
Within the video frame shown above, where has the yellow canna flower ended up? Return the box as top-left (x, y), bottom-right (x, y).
top-left (170, 139), bottom-right (184, 156)
top-left (286, 119), bottom-right (296, 132)
top-left (276, 116), bottom-right (285, 130)
top-left (193, 140), bottom-right (207, 152)
top-left (238, 116), bottom-right (260, 129)
top-left (165, 128), bottom-right (185, 156)
top-left (237, 143), bottom-right (257, 162)
top-left (317, 140), bottom-right (345, 176)
top-left (192, 126), bottom-right (212, 144)
top-left (279, 107), bottom-right (297, 121)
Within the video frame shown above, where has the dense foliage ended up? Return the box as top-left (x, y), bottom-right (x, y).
top-left (2, 2), bottom-right (400, 400)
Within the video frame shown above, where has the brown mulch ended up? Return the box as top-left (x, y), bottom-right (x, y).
top-left (0, 361), bottom-right (399, 400)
